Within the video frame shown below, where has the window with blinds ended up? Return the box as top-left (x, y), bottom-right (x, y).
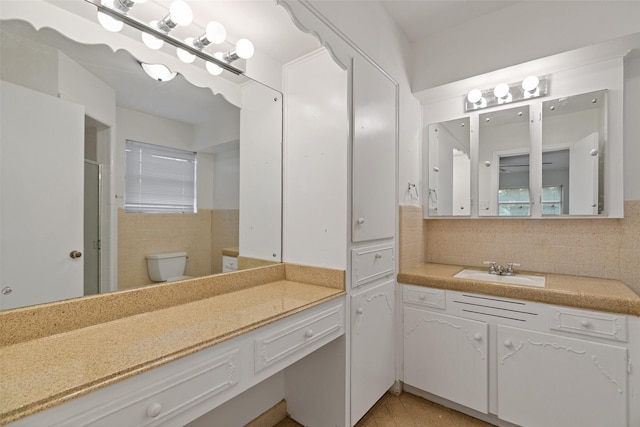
top-left (125, 140), bottom-right (197, 213)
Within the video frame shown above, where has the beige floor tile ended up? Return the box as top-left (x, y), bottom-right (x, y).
top-left (273, 392), bottom-right (493, 427)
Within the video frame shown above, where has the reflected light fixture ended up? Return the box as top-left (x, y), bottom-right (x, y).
top-left (86, 0), bottom-right (251, 76)
top-left (464, 76), bottom-right (548, 112)
top-left (140, 63), bottom-right (177, 82)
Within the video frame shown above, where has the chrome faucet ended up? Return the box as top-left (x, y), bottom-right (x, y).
top-left (483, 261), bottom-right (520, 276)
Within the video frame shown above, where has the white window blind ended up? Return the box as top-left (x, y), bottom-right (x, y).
top-left (125, 140), bottom-right (197, 213)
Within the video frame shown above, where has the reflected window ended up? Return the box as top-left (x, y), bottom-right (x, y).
top-left (125, 140), bottom-right (197, 213)
top-left (542, 185), bottom-right (563, 215)
top-left (498, 187), bottom-right (530, 216)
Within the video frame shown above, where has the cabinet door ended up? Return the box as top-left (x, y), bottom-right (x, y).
top-left (403, 307), bottom-right (489, 413)
top-left (497, 325), bottom-right (628, 427)
top-left (352, 56), bottom-right (396, 242)
top-left (350, 280), bottom-right (395, 425)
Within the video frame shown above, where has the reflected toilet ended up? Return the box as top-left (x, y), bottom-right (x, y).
top-left (146, 251), bottom-right (192, 283)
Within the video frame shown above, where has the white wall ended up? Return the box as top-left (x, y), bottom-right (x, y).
top-left (411, 1), bottom-right (640, 92)
top-left (283, 48), bottom-right (348, 269)
top-left (624, 53), bottom-right (640, 201)
top-left (307, 0), bottom-right (423, 204)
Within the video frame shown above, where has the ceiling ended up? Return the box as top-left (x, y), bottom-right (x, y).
top-left (379, 0), bottom-right (521, 42)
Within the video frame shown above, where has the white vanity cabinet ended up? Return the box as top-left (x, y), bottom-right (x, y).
top-left (403, 305), bottom-right (489, 413)
top-left (497, 325), bottom-right (628, 427)
top-left (350, 279), bottom-right (396, 425)
top-left (400, 284), bottom-right (638, 427)
top-left (10, 298), bottom-right (345, 427)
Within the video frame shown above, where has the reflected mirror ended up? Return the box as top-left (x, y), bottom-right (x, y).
top-left (542, 90), bottom-right (607, 216)
top-left (478, 105), bottom-right (531, 217)
top-left (426, 118), bottom-right (471, 216)
top-left (0, 18), bottom-right (290, 311)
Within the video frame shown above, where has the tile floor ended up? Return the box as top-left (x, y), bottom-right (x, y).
top-left (274, 392), bottom-right (493, 426)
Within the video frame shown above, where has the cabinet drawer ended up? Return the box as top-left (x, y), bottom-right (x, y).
top-left (222, 255), bottom-right (238, 272)
top-left (351, 244), bottom-right (394, 288)
top-left (69, 348), bottom-right (240, 427)
top-left (403, 285), bottom-right (446, 309)
top-left (254, 304), bottom-right (343, 373)
top-left (548, 306), bottom-right (627, 342)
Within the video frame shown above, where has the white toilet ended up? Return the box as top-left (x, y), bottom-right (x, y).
top-left (146, 251), bottom-right (192, 283)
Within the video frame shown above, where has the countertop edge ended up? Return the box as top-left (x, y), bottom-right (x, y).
top-left (398, 264), bottom-right (640, 317)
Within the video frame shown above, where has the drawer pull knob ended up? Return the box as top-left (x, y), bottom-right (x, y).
top-left (474, 333), bottom-right (482, 341)
top-left (357, 217), bottom-right (365, 225)
top-left (419, 294), bottom-right (427, 300)
top-left (504, 339), bottom-right (513, 348)
top-left (356, 308), bottom-right (364, 315)
top-left (375, 253), bottom-right (382, 259)
top-left (305, 329), bottom-right (314, 338)
top-left (147, 403), bottom-right (162, 418)
top-left (580, 320), bottom-right (592, 328)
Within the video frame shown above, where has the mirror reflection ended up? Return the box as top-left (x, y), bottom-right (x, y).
top-left (427, 118), bottom-right (471, 216)
top-left (542, 90), bottom-right (607, 216)
top-left (478, 105), bottom-right (531, 217)
top-left (0, 20), bottom-right (282, 310)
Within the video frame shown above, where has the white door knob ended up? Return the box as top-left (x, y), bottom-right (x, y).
top-left (474, 333), bottom-right (482, 341)
top-left (357, 217), bottom-right (365, 225)
top-left (504, 339), bottom-right (513, 348)
top-left (356, 308), bottom-right (364, 315)
top-left (147, 402), bottom-right (162, 418)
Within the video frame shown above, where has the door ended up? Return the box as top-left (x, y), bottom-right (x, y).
top-left (350, 280), bottom-right (395, 425)
top-left (497, 325), bottom-right (627, 427)
top-left (84, 161), bottom-right (101, 296)
top-left (1, 81), bottom-right (84, 310)
top-left (352, 56), bottom-right (396, 242)
top-left (403, 307), bottom-right (489, 413)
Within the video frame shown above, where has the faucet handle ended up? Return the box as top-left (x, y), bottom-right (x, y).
top-left (505, 262), bottom-right (521, 275)
top-left (483, 261), bottom-right (498, 273)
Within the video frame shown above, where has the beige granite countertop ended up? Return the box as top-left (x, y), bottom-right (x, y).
top-left (0, 264), bottom-right (345, 425)
top-left (222, 246), bottom-right (240, 257)
top-left (398, 263), bottom-right (640, 316)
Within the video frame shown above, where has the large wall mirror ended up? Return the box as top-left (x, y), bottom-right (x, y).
top-left (542, 90), bottom-right (607, 216)
top-left (478, 106), bottom-right (531, 217)
top-left (0, 1), bottom-right (317, 310)
top-left (426, 118), bottom-right (471, 216)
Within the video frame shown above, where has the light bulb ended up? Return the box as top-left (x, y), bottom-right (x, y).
top-left (177, 37), bottom-right (196, 63)
top-left (140, 63), bottom-right (176, 82)
top-left (467, 89), bottom-right (483, 104)
top-left (205, 21), bottom-right (226, 44)
top-left (98, 0), bottom-right (124, 32)
top-left (235, 39), bottom-right (254, 59)
top-left (522, 75), bottom-right (539, 93)
top-left (141, 21), bottom-right (164, 49)
top-left (169, 0), bottom-right (193, 26)
top-left (494, 83), bottom-right (510, 99)
top-left (206, 61), bottom-right (223, 76)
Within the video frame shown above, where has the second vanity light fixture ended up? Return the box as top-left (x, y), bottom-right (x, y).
top-left (465, 76), bottom-right (549, 112)
top-left (86, 0), bottom-right (255, 77)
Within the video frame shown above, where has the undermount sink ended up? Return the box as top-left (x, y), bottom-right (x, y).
top-left (454, 269), bottom-right (545, 287)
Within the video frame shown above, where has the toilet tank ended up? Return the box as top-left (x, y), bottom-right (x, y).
top-left (146, 251), bottom-right (187, 282)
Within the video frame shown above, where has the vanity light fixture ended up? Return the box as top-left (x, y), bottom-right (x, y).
top-left (464, 75), bottom-right (549, 112)
top-left (140, 63), bottom-right (177, 82)
top-left (177, 21), bottom-right (227, 64)
top-left (85, 0), bottom-right (249, 76)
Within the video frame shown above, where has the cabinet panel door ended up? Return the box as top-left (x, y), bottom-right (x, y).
top-left (351, 280), bottom-right (396, 425)
top-left (403, 307), bottom-right (489, 413)
top-left (352, 56), bottom-right (396, 242)
top-left (497, 325), bottom-right (628, 427)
